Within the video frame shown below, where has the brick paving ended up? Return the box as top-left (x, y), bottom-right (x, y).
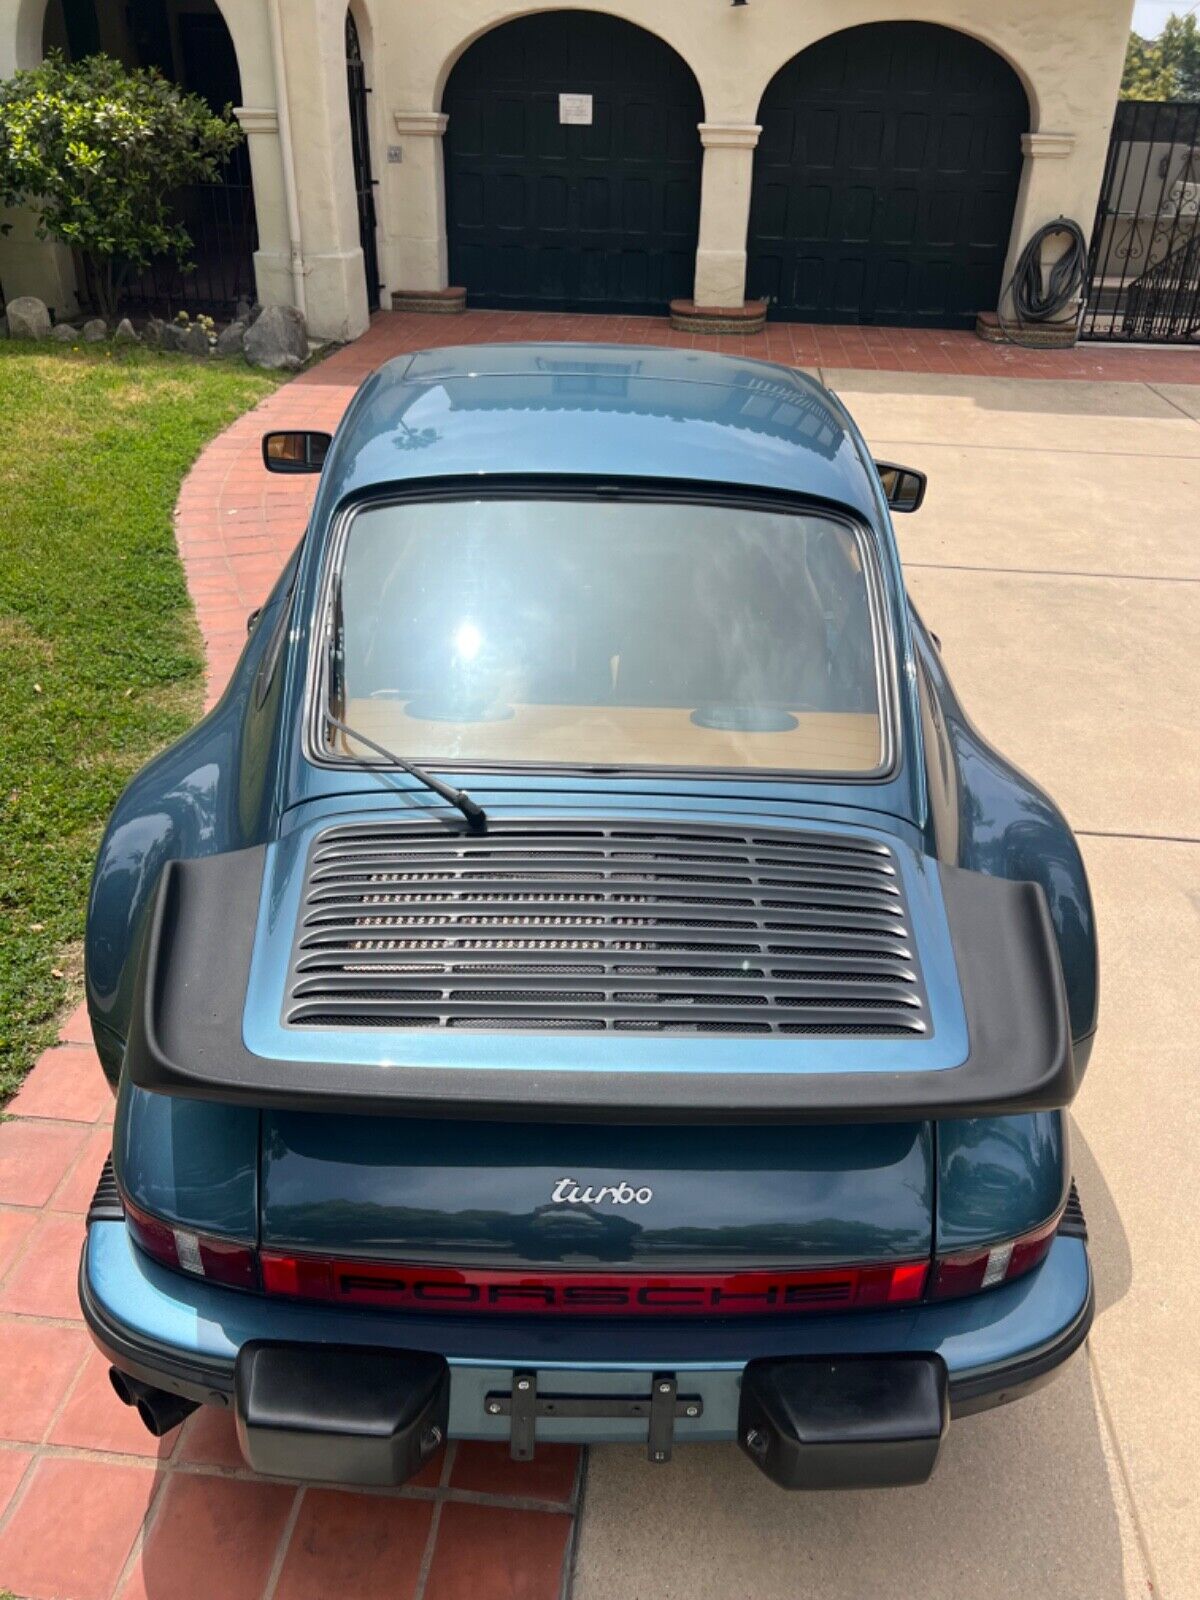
top-left (1, 305), bottom-right (1198, 1598)
top-left (0, 1037), bottom-right (582, 1596)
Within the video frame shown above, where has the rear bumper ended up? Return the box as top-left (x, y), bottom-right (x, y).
top-left (81, 1222), bottom-right (1092, 1462)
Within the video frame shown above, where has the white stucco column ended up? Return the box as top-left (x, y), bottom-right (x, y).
top-left (693, 122), bottom-right (762, 309)
top-left (388, 111), bottom-right (451, 294)
top-left (277, 0), bottom-right (369, 342)
top-left (234, 107), bottom-right (292, 313)
top-left (998, 131), bottom-right (1084, 321)
top-left (0, 205), bottom-right (79, 316)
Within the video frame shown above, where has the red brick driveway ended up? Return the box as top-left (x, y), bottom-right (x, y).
top-left (1, 308), bottom-right (1197, 1600)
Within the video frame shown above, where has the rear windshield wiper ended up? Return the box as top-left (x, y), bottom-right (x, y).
top-left (325, 713), bottom-right (488, 833)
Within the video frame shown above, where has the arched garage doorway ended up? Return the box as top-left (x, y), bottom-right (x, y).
top-left (443, 11), bottom-right (703, 312)
top-left (746, 23), bottom-right (1028, 327)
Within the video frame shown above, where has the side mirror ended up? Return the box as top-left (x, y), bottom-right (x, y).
top-left (262, 430), bottom-right (332, 474)
top-left (875, 461), bottom-right (927, 514)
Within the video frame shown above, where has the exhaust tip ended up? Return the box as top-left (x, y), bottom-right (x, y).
top-left (108, 1367), bottom-right (138, 1407)
top-left (108, 1367), bottom-right (198, 1436)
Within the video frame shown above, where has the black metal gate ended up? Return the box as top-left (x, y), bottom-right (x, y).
top-left (346, 11), bottom-right (382, 312)
top-left (1081, 101), bottom-right (1200, 343)
top-left (113, 11), bottom-right (258, 319)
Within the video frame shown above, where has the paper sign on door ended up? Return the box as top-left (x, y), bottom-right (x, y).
top-left (559, 93), bottom-right (593, 125)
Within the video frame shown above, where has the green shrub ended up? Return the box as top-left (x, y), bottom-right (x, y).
top-left (0, 52), bottom-right (242, 319)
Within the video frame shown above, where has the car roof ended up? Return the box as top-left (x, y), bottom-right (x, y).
top-left (318, 343), bottom-right (882, 518)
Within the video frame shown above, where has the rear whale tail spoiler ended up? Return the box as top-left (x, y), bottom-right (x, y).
top-left (122, 844), bottom-right (1079, 1123)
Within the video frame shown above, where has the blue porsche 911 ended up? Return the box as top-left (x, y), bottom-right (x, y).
top-left (80, 344), bottom-right (1095, 1491)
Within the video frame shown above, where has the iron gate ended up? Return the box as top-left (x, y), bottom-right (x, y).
top-left (1081, 100), bottom-right (1200, 343)
top-left (346, 11), bottom-right (382, 312)
top-left (121, 150), bottom-right (258, 319)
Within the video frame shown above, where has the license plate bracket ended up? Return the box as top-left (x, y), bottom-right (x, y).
top-left (485, 1371), bottom-right (702, 1463)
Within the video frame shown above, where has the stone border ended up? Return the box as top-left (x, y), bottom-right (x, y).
top-left (390, 286), bottom-right (468, 314)
top-left (669, 298), bottom-right (768, 334)
top-left (976, 310), bottom-right (1080, 348)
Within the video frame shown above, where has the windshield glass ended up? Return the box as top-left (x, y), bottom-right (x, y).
top-left (326, 496), bottom-right (885, 773)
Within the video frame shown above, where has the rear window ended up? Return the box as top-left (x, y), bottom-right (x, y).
top-left (323, 496), bottom-right (887, 773)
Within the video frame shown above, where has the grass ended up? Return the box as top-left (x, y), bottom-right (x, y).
top-left (0, 341), bottom-right (282, 1099)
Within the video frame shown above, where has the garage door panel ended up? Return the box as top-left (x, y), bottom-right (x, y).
top-left (805, 109), bottom-right (840, 169)
top-left (927, 191), bottom-right (965, 248)
top-left (880, 188), bottom-right (919, 246)
top-left (501, 174), bottom-right (532, 231)
top-left (747, 22), bottom-right (1027, 327)
top-left (872, 257), bottom-right (913, 317)
top-left (796, 186), bottom-right (833, 243)
top-left (537, 174), bottom-right (569, 232)
top-left (445, 11), bottom-right (702, 312)
top-left (968, 186), bottom-right (1014, 248)
top-left (488, 98), bottom-right (526, 158)
top-left (535, 245), bottom-right (570, 301)
top-left (895, 113), bottom-right (930, 172)
top-left (840, 186), bottom-right (876, 243)
top-left (936, 114), bottom-right (974, 174)
top-left (848, 110), bottom-right (885, 169)
top-left (664, 178), bottom-right (699, 238)
top-left (452, 172), bottom-right (485, 231)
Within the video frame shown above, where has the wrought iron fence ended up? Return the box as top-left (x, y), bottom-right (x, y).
top-left (1081, 100), bottom-right (1200, 343)
top-left (120, 141), bottom-right (258, 320)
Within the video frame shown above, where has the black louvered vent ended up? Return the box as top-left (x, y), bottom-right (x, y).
top-left (285, 821), bottom-right (930, 1038)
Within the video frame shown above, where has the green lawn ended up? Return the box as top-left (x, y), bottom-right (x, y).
top-left (0, 341), bottom-right (281, 1099)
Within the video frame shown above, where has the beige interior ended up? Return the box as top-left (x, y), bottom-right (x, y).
top-left (340, 698), bottom-right (882, 772)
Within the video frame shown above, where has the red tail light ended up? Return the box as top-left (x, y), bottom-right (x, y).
top-left (124, 1198), bottom-right (259, 1291)
top-left (930, 1211), bottom-right (1061, 1301)
top-left (257, 1253), bottom-right (930, 1316)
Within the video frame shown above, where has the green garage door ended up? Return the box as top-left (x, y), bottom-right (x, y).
top-left (747, 23), bottom-right (1028, 327)
top-left (443, 11), bottom-right (703, 313)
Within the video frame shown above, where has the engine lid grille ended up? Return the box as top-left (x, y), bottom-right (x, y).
top-left (285, 820), bottom-right (931, 1038)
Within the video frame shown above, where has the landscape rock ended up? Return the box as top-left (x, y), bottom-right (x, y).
top-left (182, 323), bottom-right (211, 357)
top-left (142, 317), bottom-right (166, 348)
top-left (235, 297), bottom-right (253, 323)
top-left (159, 322), bottom-right (188, 352)
top-left (50, 323), bottom-right (76, 342)
top-left (215, 320), bottom-right (246, 357)
top-left (6, 296), bottom-right (51, 339)
top-left (81, 317), bottom-right (108, 343)
top-left (113, 318), bottom-right (139, 344)
top-left (244, 304), bottom-right (308, 370)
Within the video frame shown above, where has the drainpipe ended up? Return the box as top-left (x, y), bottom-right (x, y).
top-left (267, 0), bottom-right (306, 318)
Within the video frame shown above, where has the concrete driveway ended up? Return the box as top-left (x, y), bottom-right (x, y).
top-left (574, 370), bottom-right (1200, 1600)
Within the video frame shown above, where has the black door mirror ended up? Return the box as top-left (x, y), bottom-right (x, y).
top-left (262, 430), bottom-right (332, 474)
top-left (875, 461), bottom-right (927, 513)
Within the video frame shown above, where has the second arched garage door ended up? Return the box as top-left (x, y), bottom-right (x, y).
top-left (747, 23), bottom-right (1028, 327)
top-left (443, 12), bottom-right (703, 312)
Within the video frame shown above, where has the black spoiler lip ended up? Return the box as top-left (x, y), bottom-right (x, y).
top-left (124, 845), bottom-right (1077, 1124)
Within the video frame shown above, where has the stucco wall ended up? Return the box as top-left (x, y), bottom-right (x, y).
top-left (0, 0), bottom-right (1136, 331)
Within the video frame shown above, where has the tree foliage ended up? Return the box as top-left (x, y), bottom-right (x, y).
top-left (1122, 14), bottom-right (1200, 101)
top-left (0, 52), bottom-right (241, 319)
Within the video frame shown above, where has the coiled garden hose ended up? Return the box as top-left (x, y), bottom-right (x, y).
top-left (996, 217), bottom-right (1089, 346)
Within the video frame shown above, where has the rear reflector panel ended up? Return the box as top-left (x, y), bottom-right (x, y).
top-left (258, 1254), bottom-right (930, 1316)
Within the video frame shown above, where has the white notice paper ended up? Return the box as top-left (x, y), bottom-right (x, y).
top-left (559, 93), bottom-right (593, 125)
